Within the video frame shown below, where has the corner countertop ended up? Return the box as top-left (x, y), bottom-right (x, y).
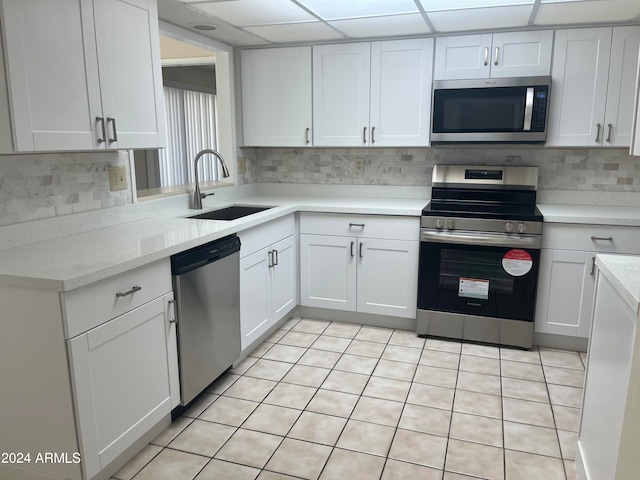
top-left (538, 204), bottom-right (640, 226)
top-left (595, 254), bottom-right (640, 315)
top-left (0, 194), bottom-right (427, 292)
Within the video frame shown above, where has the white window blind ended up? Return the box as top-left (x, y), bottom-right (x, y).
top-left (158, 86), bottom-right (218, 187)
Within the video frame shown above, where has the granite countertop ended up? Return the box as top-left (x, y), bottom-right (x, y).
top-left (595, 254), bottom-right (640, 315)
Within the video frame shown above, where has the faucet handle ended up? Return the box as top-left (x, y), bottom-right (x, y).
top-left (200, 192), bottom-right (215, 199)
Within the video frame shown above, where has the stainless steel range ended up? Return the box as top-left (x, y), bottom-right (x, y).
top-left (417, 165), bottom-right (543, 349)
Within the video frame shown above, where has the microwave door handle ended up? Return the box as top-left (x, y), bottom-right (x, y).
top-left (523, 87), bottom-right (534, 132)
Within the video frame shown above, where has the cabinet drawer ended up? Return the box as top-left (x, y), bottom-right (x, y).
top-left (239, 214), bottom-right (295, 258)
top-left (300, 212), bottom-right (419, 241)
top-left (63, 259), bottom-right (172, 338)
top-left (542, 223), bottom-right (640, 254)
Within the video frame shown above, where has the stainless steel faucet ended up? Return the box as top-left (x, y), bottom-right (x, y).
top-left (192, 149), bottom-right (230, 209)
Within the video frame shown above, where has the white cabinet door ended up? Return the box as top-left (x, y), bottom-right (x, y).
top-left (242, 46), bottom-right (312, 146)
top-left (534, 249), bottom-right (596, 337)
top-left (270, 235), bottom-right (297, 322)
top-left (434, 34), bottom-right (493, 80)
top-left (300, 234), bottom-right (357, 311)
top-left (357, 238), bottom-right (419, 318)
top-left (313, 43), bottom-right (371, 146)
top-left (68, 297), bottom-right (172, 480)
top-left (240, 246), bottom-right (271, 351)
top-left (490, 30), bottom-right (553, 78)
top-left (369, 38), bottom-right (433, 147)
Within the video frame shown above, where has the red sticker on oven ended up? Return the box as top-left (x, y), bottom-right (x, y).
top-left (502, 249), bottom-right (533, 277)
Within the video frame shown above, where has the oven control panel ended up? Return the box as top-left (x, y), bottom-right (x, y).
top-left (421, 216), bottom-right (542, 236)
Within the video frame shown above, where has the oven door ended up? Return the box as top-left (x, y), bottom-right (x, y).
top-left (418, 229), bottom-right (540, 322)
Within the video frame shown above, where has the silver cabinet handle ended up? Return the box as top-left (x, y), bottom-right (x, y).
top-left (273, 249), bottom-right (278, 266)
top-left (349, 223), bottom-right (365, 228)
top-left (96, 117), bottom-right (106, 144)
top-left (107, 117), bottom-right (118, 144)
top-left (168, 299), bottom-right (177, 324)
top-left (590, 236), bottom-right (613, 241)
top-left (606, 123), bottom-right (613, 143)
top-left (590, 256), bottom-right (596, 276)
top-left (595, 123), bottom-right (602, 143)
top-left (350, 241), bottom-right (354, 257)
top-left (363, 126), bottom-right (367, 144)
top-left (483, 47), bottom-right (489, 66)
top-left (305, 127), bottom-right (310, 144)
top-left (359, 242), bottom-right (363, 258)
top-left (268, 250), bottom-right (273, 268)
top-left (494, 47), bottom-right (499, 65)
top-left (116, 285), bottom-right (141, 297)
top-left (371, 126), bottom-right (375, 144)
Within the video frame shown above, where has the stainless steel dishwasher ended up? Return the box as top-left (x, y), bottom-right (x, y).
top-left (171, 234), bottom-right (241, 406)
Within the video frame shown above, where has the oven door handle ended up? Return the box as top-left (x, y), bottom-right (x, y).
top-left (421, 229), bottom-right (541, 249)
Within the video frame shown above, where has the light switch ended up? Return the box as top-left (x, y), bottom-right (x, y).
top-left (108, 166), bottom-right (127, 191)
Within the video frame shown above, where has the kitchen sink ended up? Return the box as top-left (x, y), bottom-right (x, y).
top-left (188, 205), bottom-right (274, 221)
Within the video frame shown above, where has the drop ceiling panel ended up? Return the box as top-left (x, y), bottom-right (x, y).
top-left (244, 21), bottom-right (345, 43)
top-left (298, 0), bottom-right (419, 20)
top-left (330, 14), bottom-right (431, 38)
top-left (420, 0), bottom-right (534, 12)
top-left (535, 1), bottom-right (640, 25)
top-left (185, 0), bottom-right (315, 26)
top-left (428, 5), bottom-right (533, 32)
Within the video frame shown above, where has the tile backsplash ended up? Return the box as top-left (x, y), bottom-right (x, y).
top-left (0, 151), bottom-right (132, 227)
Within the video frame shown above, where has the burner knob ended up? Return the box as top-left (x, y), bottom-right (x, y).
top-left (505, 222), bottom-right (514, 233)
top-left (447, 219), bottom-right (456, 229)
top-left (435, 218), bottom-right (444, 229)
top-left (517, 223), bottom-right (526, 233)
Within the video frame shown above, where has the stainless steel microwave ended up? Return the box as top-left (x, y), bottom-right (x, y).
top-left (431, 76), bottom-right (551, 144)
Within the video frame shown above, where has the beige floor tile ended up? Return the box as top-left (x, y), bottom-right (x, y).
top-left (133, 448), bottom-right (209, 480)
top-left (320, 448), bottom-right (386, 480)
top-left (265, 329), bottom-right (287, 343)
top-left (298, 348), bottom-right (341, 369)
top-left (503, 421), bottom-right (561, 458)
top-left (351, 396), bottom-right (404, 427)
top-left (265, 438), bottom-right (332, 479)
top-left (362, 376), bottom-right (411, 402)
top-left (311, 335), bottom-right (352, 353)
top-left (456, 371), bottom-right (501, 395)
top-left (214, 429), bottom-right (283, 469)
top-left (231, 356), bottom-right (258, 375)
top-left (503, 397), bottom-right (555, 428)
top-left (445, 439), bottom-right (504, 480)
top-left (459, 354), bottom-right (500, 376)
top-left (222, 376), bottom-right (277, 402)
top-left (168, 420), bottom-right (236, 457)
top-left (199, 396), bottom-right (259, 426)
top-left (558, 429), bottom-right (578, 460)
top-left (381, 459), bottom-right (442, 480)
top-left (547, 384), bottom-right (583, 408)
top-left (291, 318), bottom-right (330, 334)
top-left (262, 344), bottom-right (307, 363)
top-left (543, 365), bottom-right (585, 388)
top-left (501, 359), bottom-right (545, 382)
top-left (336, 419), bottom-right (395, 456)
top-left (333, 354), bottom-right (379, 375)
top-left (407, 382), bottom-right (455, 410)
top-left (354, 326), bottom-right (393, 343)
top-left (113, 444), bottom-right (162, 480)
top-left (449, 412), bottom-right (503, 447)
top-left (453, 390), bottom-right (502, 419)
top-left (552, 404), bottom-right (581, 432)
top-left (241, 403), bottom-right (301, 436)
top-left (306, 389), bottom-right (359, 417)
top-left (183, 393), bottom-right (218, 419)
top-left (443, 473), bottom-right (485, 480)
top-left (321, 369), bottom-right (370, 394)
top-left (565, 459), bottom-right (578, 480)
top-left (206, 373), bottom-right (239, 395)
top-left (420, 349), bottom-right (460, 369)
top-left (500, 347), bottom-right (541, 364)
top-left (501, 377), bottom-right (549, 403)
top-left (381, 344), bottom-right (422, 364)
top-left (323, 322), bottom-right (361, 338)
top-left (413, 364), bottom-right (458, 388)
top-left (263, 382), bottom-right (317, 409)
top-left (505, 450), bottom-right (566, 480)
top-left (372, 359), bottom-right (417, 381)
top-left (280, 317), bottom-right (301, 331)
top-left (424, 338), bottom-right (462, 354)
top-left (248, 342), bottom-right (275, 358)
top-left (278, 331), bottom-right (319, 348)
top-left (257, 472), bottom-right (299, 480)
top-left (151, 416), bottom-right (194, 447)
top-left (399, 403), bottom-right (451, 437)
top-left (345, 339), bottom-right (387, 358)
top-left (579, 352), bottom-right (587, 368)
top-left (388, 428), bottom-right (448, 469)
top-left (389, 330), bottom-right (426, 349)
top-left (194, 459), bottom-right (260, 480)
top-left (281, 364), bottom-right (330, 387)
top-left (288, 411), bottom-right (348, 445)
top-left (244, 359), bottom-right (293, 382)
top-left (461, 343), bottom-right (500, 359)
top-left (539, 349), bottom-right (585, 370)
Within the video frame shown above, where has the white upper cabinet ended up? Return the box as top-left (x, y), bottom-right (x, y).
top-left (313, 38), bottom-right (433, 147)
top-left (434, 31), bottom-right (553, 80)
top-left (547, 26), bottom-right (640, 147)
top-left (241, 46), bottom-right (312, 147)
top-left (0, 0), bottom-right (165, 152)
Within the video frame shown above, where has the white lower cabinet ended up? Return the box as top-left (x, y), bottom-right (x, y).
top-left (239, 215), bottom-right (297, 351)
top-left (300, 213), bottom-right (419, 319)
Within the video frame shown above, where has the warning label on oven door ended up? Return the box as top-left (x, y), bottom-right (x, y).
top-left (502, 249), bottom-right (533, 277)
top-left (459, 278), bottom-right (489, 300)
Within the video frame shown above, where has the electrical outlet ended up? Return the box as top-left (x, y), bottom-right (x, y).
top-left (108, 166), bottom-right (127, 191)
top-left (354, 157), bottom-right (365, 173)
